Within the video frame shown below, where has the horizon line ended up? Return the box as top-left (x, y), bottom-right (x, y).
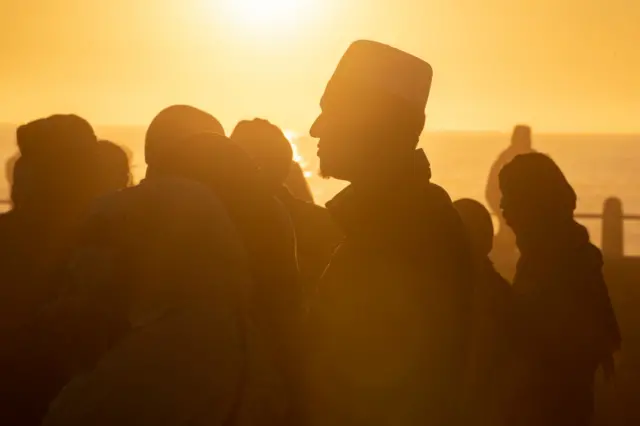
top-left (0, 122), bottom-right (638, 136)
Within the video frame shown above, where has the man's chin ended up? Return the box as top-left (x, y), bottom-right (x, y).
top-left (319, 163), bottom-right (349, 181)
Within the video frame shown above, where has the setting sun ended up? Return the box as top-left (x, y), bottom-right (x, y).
top-left (222, 0), bottom-right (314, 32)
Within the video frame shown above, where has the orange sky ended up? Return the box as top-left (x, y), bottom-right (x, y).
top-left (0, 0), bottom-right (638, 133)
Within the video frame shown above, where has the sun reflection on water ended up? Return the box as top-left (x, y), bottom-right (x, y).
top-left (284, 129), bottom-right (309, 173)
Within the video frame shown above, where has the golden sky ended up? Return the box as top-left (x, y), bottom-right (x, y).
top-left (0, 0), bottom-right (638, 133)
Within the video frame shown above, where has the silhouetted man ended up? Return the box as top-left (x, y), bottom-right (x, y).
top-left (232, 119), bottom-right (343, 289)
top-left (499, 153), bottom-right (620, 426)
top-left (486, 125), bottom-right (535, 276)
top-left (454, 198), bottom-right (512, 426)
top-left (305, 40), bottom-right (473, 426)
top-left (0, 114), bottom-right (108, 426)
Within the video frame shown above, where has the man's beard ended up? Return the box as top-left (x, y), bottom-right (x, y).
top-left (318, 164), bottom-right (332, 180)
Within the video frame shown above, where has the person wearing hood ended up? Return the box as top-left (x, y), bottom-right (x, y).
top-left (305, 40), bottom-right (473, 426)
top-left (232, 119), bottom-right (342, 290)
top-left (499, 153), bottom-right (621, 426)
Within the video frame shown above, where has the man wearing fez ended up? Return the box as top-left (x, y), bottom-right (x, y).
top-left (306, 41), bottom-right (473, 425)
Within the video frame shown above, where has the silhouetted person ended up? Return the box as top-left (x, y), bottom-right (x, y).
top-left (42, 178), bottom-right (284, 426)
top-left (96, 139), bottom-right (132, 193)
top-left (232, 118), bottom-right (343, 289)
top-left (0, 114), bottom-right (109, 426)
top-left (305, 40), bottom-right (473, 426)
top-left (499, 153), bottom-right (621, 426)
top-left (0, 115), bottom-right (103, 332)
top-left (454, 198), bottom-right (513, 426)
top-left (50, 109), bottom-right (295, 424)
top-left (486, 125), bottom-right (535, 277)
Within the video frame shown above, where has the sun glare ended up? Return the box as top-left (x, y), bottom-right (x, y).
top-left (221, 0), bottom-right (314, 32)
top-left (284, 129), bottom-right (308, 168)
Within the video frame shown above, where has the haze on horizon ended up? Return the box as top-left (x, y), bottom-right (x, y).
top-left (1, 0), bottom-right (638, 134)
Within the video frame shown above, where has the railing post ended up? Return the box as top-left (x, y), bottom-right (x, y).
top-left (602, 197), bottom-right (624, 258)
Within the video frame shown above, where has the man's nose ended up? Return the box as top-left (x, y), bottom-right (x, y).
top-left (309, 114), bottom-right (324, 138)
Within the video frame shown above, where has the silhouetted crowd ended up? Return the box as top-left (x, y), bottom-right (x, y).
top-left (0, 40), bottom-right (620, 426)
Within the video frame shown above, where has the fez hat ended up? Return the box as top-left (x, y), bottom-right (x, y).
top-left (322, 40), bottom-right (433, 112)
top-left (145, 105), bottom-right (225, 169)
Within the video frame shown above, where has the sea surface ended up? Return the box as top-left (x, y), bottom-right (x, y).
top-left (2, 125), bottom-right (639, 255)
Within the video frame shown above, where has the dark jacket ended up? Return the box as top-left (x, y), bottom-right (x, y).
top-left (466, 259), bottom-right (513, 426)
top-left (306, 151), bottom-right (473, 426)
top-left (0, 209), bottom-right (95, 426)
top-left (507, 221), bottom-right (621, 426)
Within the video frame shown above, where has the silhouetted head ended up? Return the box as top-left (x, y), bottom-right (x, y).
top-left (510, 125), bottom-right (532, 151)
top-left (17, 114), bottom-right (96, 159)
top-left (310, 40), bottom-right (432, 182)
top-left (454, 198), bottom-right (494, 258)
top-left (499, 153), bottom-right (576, 234)
top-left (231, 119), bottom-right (293, 189)
top-left (96, 140), bottom-right (132, 193)
top-left (16, 114), bottom-right (100, 208)
top-left (145, 105), bottom-right (224, 176)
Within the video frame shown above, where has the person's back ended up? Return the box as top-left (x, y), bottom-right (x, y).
top-left (305, 40), bottom-right (473, 426)
top-left (454, 198), bottom-right (513, 425)
top-left (43, 177), bottom-right (287, 426)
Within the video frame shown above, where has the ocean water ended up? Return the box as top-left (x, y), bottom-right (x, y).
top-left (2, 125), bottom-right (639, 255)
